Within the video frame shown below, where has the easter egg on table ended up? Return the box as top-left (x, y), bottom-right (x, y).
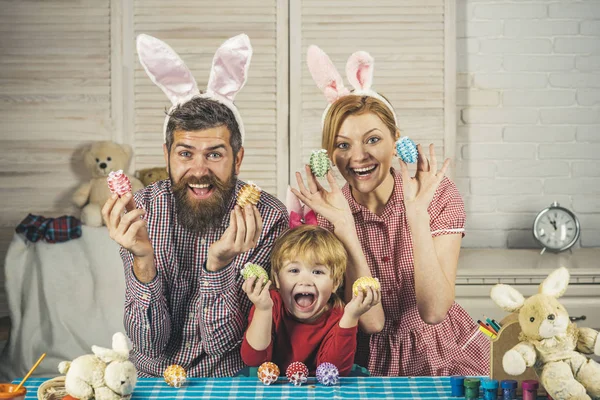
top-left (258, 361), bottom-right (280, 385)
top-left (316, 362), bottom-right (339, 386)
top-left (286, 361), bottom-right (309, 386)
top-left (163, 364), bottom-right (187, 388)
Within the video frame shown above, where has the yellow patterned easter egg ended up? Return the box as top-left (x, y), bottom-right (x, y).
top-left (237, 181), bottom-right (262, 208)
top-left (352, 277), bottom-right (381, 297)
top-left (164, 364), bottom-right (187, 388)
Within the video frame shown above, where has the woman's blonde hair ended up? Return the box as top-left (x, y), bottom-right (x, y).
top-left (322, 95), bottom-right (397, 160)
top-left (270, 225), bottom-right (347, 309)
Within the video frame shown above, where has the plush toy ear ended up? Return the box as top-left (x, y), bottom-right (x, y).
top-left (539, 267), bottom-right (570, 298)
top-left (137, 34), bottom-right (200, 106)
top-left (206, 34), bottom-right (252, 102)
top-left (112, 332), bottom-right (132, 354)
top-left (92, 346), bottom-right (122, 363)
top-left (307, 45), bottom-right (350, 103)
top-left (491, 284), bottom-right (525, 313)
top-left (346, 51), bottom-right (374, 92)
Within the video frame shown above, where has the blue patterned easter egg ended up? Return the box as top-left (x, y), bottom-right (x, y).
top-left (395, 136), bottom-right (418, 164)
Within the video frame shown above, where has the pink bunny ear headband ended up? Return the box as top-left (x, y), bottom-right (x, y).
top-left (286, 187), bottom-right (317, 229)
top-left (306, 45), bottom-right (398, 128)
top-left (137, 34), bottom-right (252, 143)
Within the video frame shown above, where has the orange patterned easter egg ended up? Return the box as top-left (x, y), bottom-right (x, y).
top-left (258, 361), bottom-right (280, 385)
top-left (164, 364), bottom-right (187, 388)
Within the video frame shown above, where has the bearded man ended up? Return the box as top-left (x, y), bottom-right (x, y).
top-left (102, 34), bottom-right (288, 377)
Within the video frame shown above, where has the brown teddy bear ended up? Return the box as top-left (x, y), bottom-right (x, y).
top-left (73, 141), bottom-right (143, 227)
top-left (491, 267), bottom-right (600, 400)
top-left (135, 167), bottom-right (169, 187)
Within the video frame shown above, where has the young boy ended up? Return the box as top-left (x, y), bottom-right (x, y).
top-left (240, 225), bottom-right (381, 376)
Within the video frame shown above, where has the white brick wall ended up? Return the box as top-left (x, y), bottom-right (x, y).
top-left (457, 0), bottom-right (600, 248)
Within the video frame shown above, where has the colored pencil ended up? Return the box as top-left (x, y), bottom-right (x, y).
top-left (484, 315), bottom-right (502, 332)
top-left (477, 320), bottom-right (497, 335)
top-left (479, 326), bottom-right (496, 339)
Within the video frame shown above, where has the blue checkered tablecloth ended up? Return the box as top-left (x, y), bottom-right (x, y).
top-left (16, 376), bottom-right (548, 399)
top-left (18, 376), bottom-right (461, 399)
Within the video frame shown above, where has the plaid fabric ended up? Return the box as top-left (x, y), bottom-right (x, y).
top-left (319, 169), bottom-right (490, 377)
top-left (15, 214), bottom-right (82, 243)
top-left (121, 179), bottom-right (288, 377)
top-left (18, 376), bottom-right (500, 399)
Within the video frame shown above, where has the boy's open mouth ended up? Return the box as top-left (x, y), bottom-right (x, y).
top-left (294, 293), bottom-right (316, 309)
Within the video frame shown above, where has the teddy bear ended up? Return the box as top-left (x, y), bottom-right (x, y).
top-left (135, 166), bottom-right (169, 187)
top-left (72, 141), bottom-right (144, 227)
top-left (58, 332), bottom-right (137, 400)
top-left (491, 267), bottom-right (600, 400)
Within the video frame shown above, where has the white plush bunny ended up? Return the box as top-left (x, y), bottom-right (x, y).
top-left (58, 332), bottom-right (137, 400)
top-left (491, 267), bottom-right (600, 400)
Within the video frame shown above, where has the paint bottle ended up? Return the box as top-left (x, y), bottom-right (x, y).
top-left (482, 378), bottom-right (499, 400)
top-left (465, 378), bottom-right (481, 400)
top-left (500, 380), bottom-right (517, 400)
top-left (450, 376), bottom-right (465, 397)
top-left (522, 380), bottom-right (539, 400)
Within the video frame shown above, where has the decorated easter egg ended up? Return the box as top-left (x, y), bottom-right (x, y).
top-left (163, 364), bottom-right (187, 388)
top-left (237, 181), bottom-right (262, 208)
top-left (258, 361), bottom-right (280, 385)
top-left (107, 169), bottom-right (132, 197)
top-left (395, 136), bottom-right (418, 164)
top-left (309, 149), bottom-right (331, 178)
top-left (241, 262), bottom-right (269, 284)
top-left (286, 361), bottom-right (309, 386)
top-left (316, 362), bottom-right (339, 386)
top-left (352, 276), bottom-right (381, 297)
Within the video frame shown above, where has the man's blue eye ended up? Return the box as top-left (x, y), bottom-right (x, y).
top-left (180, 151), bottom-right (191, 157)
top-left (208, 153), bottom-right (222, 159)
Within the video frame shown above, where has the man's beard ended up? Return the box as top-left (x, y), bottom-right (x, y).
top-left (171, 166), bottom-right (237, 235)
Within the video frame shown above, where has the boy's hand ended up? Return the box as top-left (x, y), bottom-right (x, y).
top-left (344, 286), bottom-right (381, 320)
top-left (242, 276), bottom-right (273, 311)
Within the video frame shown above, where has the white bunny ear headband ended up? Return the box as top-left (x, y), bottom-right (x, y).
top-left (306, 45), bottom-right (397, 127)
top-left (137, 33), bottom-right (252, 143)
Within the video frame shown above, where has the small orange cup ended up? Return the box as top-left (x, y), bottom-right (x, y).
top-left (0, 384), bottom-right (26, 400)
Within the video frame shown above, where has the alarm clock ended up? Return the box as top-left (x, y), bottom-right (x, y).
top-left (533, 201), bottom-right (580, 253)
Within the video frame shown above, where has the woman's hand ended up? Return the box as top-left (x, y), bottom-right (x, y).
top-left (400, 143), bottom-right (450, 214)
top-left (292, 165), bottom-right (354, 230)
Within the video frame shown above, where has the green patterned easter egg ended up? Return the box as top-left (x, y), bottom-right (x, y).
top-left (241, 262), bottom-right (269, 283)
top-left (309, 149), bottom-right (330, 178)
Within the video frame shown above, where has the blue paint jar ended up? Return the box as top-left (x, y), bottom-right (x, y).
top-left (500, 380), bottom-right (517, 400)
top-left (481, 379), bottom-right (499, 400)
top-left (450, 376), bottom-right (465, 397)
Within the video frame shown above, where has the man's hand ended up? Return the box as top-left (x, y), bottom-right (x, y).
top-left (242, 276), bottom-right (273, 311)
top-left (102, 193), bottom-right (156, 283)
top-left (339, 287), bottom-right (382, 329)
top-left (102, 193), bottom-right (153, 258)
top-left (206, 205), bottom-right (263, 272)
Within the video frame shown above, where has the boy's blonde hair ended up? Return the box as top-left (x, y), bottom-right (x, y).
top-left (270, 225), bottom-right (347, 309)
